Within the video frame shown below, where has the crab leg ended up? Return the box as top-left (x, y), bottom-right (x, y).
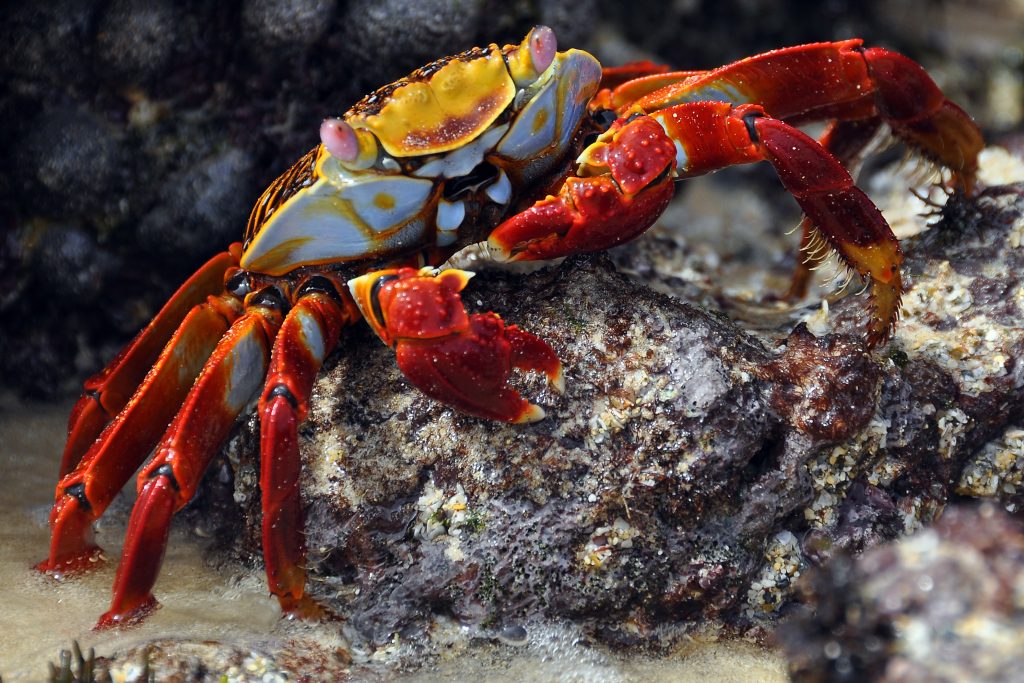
top-left (349, 268), bottom-right (563, 423)
top-left (38, 293), bottom-right (242, 574)
top-left (785, 118), bottom-right (885, 300)
top-left (61, 248), bottom-right (238, 477)
top-left (491, 102), bottom-right (904, 344)
top-left (96, 294), bottom-right (284, 629)
top-left (258, 290), bottom-right (351, 617)
top-left (627, 40), bottom-right (983, 192)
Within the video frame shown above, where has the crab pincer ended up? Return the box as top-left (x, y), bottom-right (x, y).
top-left (349, 268), bottom-right (563, 423)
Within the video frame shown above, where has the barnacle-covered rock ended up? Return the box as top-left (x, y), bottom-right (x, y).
top-left (777, 504), bottom-right (1024, 683)
top-left (221, 184), bottom-right (1024, 652)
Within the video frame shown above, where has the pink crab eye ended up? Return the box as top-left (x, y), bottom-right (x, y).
top-left (320, 118), bottom-right (359, 162)
top-left (529, 25), bottom-right (556, 74)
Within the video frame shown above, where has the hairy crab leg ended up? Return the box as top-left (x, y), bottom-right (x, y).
top-left (627, 40), bottom-right (983, 192)
top-left (784, 118), bottom-right (885, 301)
top-left (665, 102), bottom-right (904, 345)
top-left (61, 248), bottom-right (238, 477)
top-left (349, 268), bottom-right (563, 423)
top-left (96, 294), bottom-right (284, 629)
top-left (257, 290), bottom-right (352, 617)
top-left (38, 293), bottom-right (242, 574)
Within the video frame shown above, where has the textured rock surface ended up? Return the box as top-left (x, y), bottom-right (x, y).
top-left (218, 186), bottom-right (1024, 655)
top-left (777, 504), bottom-right (1024, 683)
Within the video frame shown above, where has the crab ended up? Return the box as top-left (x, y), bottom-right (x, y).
top-left (38, 26), bottom-right (982, 629)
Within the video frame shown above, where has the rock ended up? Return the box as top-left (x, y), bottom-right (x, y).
top-left (95, 0), bottom-right (181, 85)
top-left (777, 504), bottom-right (1024, 683)
top-left (14, 107), bottom-right (126, 218)
top-left (335, 0), bottom-right (487, 90)
top-left (220, 185), bottom-right (1024, 650)
top-left (137, 146), bottom-right (257, 261)
top-left (242, 0), bottom-right (337, 56)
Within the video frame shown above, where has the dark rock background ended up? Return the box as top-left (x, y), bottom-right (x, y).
top-left (778, 504), bottom-right (1024, 683)
top-left (2, 0), bottom-right (1021, 398)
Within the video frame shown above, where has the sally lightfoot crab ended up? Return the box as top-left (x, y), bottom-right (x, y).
top-left (38, 26), bottom-right (982, 629)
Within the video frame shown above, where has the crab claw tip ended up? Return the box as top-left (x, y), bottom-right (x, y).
top-left (549, 366), bottom-right (565, 394)
top-left (486, 235), bottom-right (514, 262)
top-left (515, 403), bottom-right (547, 424)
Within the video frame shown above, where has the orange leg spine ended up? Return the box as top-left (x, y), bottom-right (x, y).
top-left (257, 292), bottom-right (349, 616)
top-left (60, 249), bottom-right (238, 477)
top-left (38, 294), bottom-right (242, 575)
top-left (97, 300), bottom-right (282, 629)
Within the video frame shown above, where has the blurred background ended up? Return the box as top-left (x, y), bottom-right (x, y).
top-left (2, 0), bottom-right (1022, 400)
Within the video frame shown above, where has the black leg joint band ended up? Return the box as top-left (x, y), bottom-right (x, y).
top-left (151, 463), bottom-right (180, 490)
top-left (64, 482), bottom-right (91, 511)
top-left (743, 112), bottom-right (762, 143)
top-left (269, 383), bottom-right (299, 410)
top-left (370, 274), bottom-right (400, 332)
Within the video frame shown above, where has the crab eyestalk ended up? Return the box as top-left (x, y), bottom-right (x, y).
top-left (320, 118), bottom-right (378, 171)
top-left (506, 25), bottom-right (557, 87)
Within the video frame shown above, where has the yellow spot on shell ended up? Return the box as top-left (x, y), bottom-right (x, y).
top-left (374, 193), bottom-right (396, 210)
top-left (531, 107), bottom-right (549, 134)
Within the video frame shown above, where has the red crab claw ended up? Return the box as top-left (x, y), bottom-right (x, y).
top-left (488, 115), bottom-right (676, 262)
top-left (349, 268), bottom-right (563, 423)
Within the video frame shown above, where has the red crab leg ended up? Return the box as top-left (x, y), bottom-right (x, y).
top-left (258, 290), bottom-right (352, 617)
top-left (627, 41), bottom-right (983, 192)
top-left (592, 65), bottom-right (703, 111)
top-left (61, 248), bottom-right (238, 477)
top-left (491, 103), bottom-right (904, 345)
top-left (785, 118), bottom-right (885, 300)
top-left (96, 294), bottom-right (284, 630)
top-left (349, 268), bottom-right (563, 423)
top-left (666, 102), bottom-right (903, 345)
top-left (38, 293), bottom-right (242, 574)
